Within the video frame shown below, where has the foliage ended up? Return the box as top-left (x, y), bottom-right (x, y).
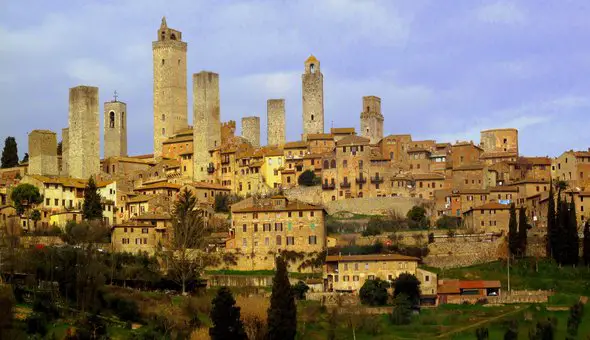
top-left (584, 221), bottom-right (590, 266)
top-left (546, 182), bottom-right (557, 259)
top-left (406, 205), bottom-right (428, 228)
top-left (214, 194), bottom-right (230, 213)
top-left (566, 301), bottom-right (584, 339)
top-left (390, 293), bottom-right (412, 325)
top-left (504, 320), bottom-right (518, 340)
top-left (20, 153), bottom-right (29, 164)
top-left (508, 203), bottom-right (518, 257)
top-left (57, 141), bottom-right (62, 156)
top-left (267, 256), bottom-right (297, 340)
top-left (359, 278), bottom-right (389, 306)
top-left (0, 285), bottom-right (21, 338)
top-left (298, 170), bottom-right (320, 186)
top-left (436, 215), bottom-right (459, 229)
top-left (476, 327), bottom-right (489, 340)
top-left (362, 220), bottom-right (383, 237)
top-left (528, 317), bottom-right (556, 340)
top-left (10, 183), bottom-right (43, 215)
top-left (393, 273), bottom-right (421, 306)
top-left (209, 287), bottom-right (247, 340)
top-left (82, 177), bottom-right (103, 221)
top-left (292, 280), bottom-right (310, 300)
top-left (30, 209), bottom-right (41, 228)
top-left (236, 294), bottom-right (269, 340)
top-left (63, 220), bottom-right (110, 244)
top-left (517, 206), bottom-right (529, 258)
top-left (1, 136), bottom-right (19, 168)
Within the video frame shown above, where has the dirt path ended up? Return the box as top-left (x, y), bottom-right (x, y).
top-left (434, 305), bottom-right (527, 339)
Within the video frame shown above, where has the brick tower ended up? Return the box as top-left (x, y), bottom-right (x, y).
top-left (267, 99), bottom-right (286, 146)
top-left (104, 93), bottom-right (128, 158)
top-left (360, 96), bottom-right (384, 144)
top-left (153, 17), bottom-right (188, 158)
top-left (193, 71), bottom-right (221, 182)
top-left (68, 85), bottom-right (100, 179)
top-left (28, 130), bottom-right (58, 176)
top-left (302, 55), bottom-right (324, 141)
top-left (241, 116), bottom-right (260, 147)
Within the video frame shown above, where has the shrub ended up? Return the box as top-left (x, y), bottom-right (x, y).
top-left (298, 170), bottom-right (319, 186)
top-left (436, 215), bottom-right (460, 229)
top-left (390, 293), bottom-right (412, 325)
top-left (292, 281), bottom-right (310, 300)
top-left (359, 278), bottom-right (389, 306)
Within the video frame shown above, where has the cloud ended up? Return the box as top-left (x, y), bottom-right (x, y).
top-left (475, 2), bottom-right (527, 25)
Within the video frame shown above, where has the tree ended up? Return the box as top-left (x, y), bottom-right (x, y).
top-left (517, 206), bottom-right (528, 257)
top-left (20, 153), bottom-right (29, 164)
top-left (566, 198), bottom-right (579, 266)
top-left (359, 278), bottom-right (389, 306)
top-left (583, 221), bottom-right (590, 266)
top-left (82, 177), bottom-right (103, 221)
top-left (298, 170), bottom-right (319, 186)
top-left (504, 320), bottom-right (518, 340)
top-left (209, 287), bottom-right (247, 340)
top-left (566, 301), bottom-right (584, 339)
top-left (1, 137), bottom-right (18, 168)
top-left (406, 205), bottom-right (427, 228)
top-left (528, 318), bottom-right (555, 340)
top-left (390, 293), bottom-right (412, 325)
top-left (546, 181), bottom-right (557, 260)
top-left (266, 256), bottom-right (297, 340)
top-left (214, 194), bottom-right (229, 213)
top-left (10, 183), bottom-right (42, 215)
top-left (436, 215), bottom-right (459, 229)
top-left (292, 280), bottom-right (310, 300)
top-left (57, 141), bottom-right (62, 156)
top-left (476, 327), bottom-right (489, 340)
top-left (393, 273), bottom-right (421, 306)
top-left (362, 222), bottom-right (382, 237)
top-left (30, 210), bottom-right (41, 230)
top-left (508, 203), bottom-right (518, 257)
top-left (163, 188), bottom-right (207, 295)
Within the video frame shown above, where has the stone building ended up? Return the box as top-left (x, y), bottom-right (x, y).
top-left (360, 96), bottom-right (384, 144)
top-left (241, 116), bottom-right (260, 147)
top-left (60, 128), bottom-right (69, 176)
top-left (267, 99), bottom-right (285, 146)
top-left (463, 202), bottom-right (511, 233)
top-left (68, 85), bottom-right (100, 179)
top-left (221, 121), bottom-right (236, 144)
top-left (153, 17), bottom-right (188, 158)
top-left (162, 128), bottom-right (193, 160)
top-left (104, 99), bottom-right (128, 158)
top-left (480, 128), bottom-right (519, 164)
top-left (193, 71), bottom-right (221, 182)
top-left (302, 55), bottom-right (324, 140)
top-left (552, 149), bottom-right (590, 188)
top-left (28, 130), bottom-right (58, 176)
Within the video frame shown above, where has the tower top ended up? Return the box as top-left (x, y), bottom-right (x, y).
top-left (161, 16), bottom-right (167, 28)
top-left (306, 54), bottom-right (318, 63)
top-left (304, 54), bottom-right (320, 74)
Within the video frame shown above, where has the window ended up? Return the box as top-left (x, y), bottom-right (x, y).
top-left (308, 235), bottom-right (317, 245)
top-left (254, 223), bottom-right (258, 232)
top-left (311, 114), bottom-right (314, 121)
top-left (343, 160), bottom-right (348, 168)
top-left (354, 263), bottom-right (359, 270)
top-left (46, 198), bottom-right (50, 206)
top-left (265, 237), bottom-right (269, 246)
top-left (425, 275), bottom-right (430, 282)
top-left (286, 236), bottom-right (295, 245)
top-left (109, 111), bottom-right (115, 128)
top-left (353, 275), bottom-right (359, 282)
top-left (274, 223), bottom-right (283, 231)
top-left (299, 211), bottom-right (303, 217)
top-left (54, 198), bottom-right (59, 206)
top-left (310, 211), bottom-right (315, 217)
top-left (263, 223), bottom-right (271, 231)
top-left (242, 238), bottom-right (247, 247)
top-left (276, 235), bottom-right (282, 245)
top-left (162, 128), bottom-right (165, 136)
top-left (343, 275), bottom-right (349, 282)
top-left (242, 224), bottom-right (247, 232)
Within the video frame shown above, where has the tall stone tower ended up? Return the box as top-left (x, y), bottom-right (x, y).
top-left (241, 116), bottom-right (260, 147)
top-left (360, 96), bottom-right (384, 144)
top-left (153, 17), bottom-right (188, 158)
top-left (267, 99), bottom-right (285, 146)
top-left (302, 55), bottom-right (324, 140)
top-left (68, 86), bottom-right (100, 179)
top-left (104, 96), bottom-right (128, 158)
top-left (61, 128), bottom-right (69, 176)
top-left (28, 130), bottom-right (58, 176)
top-left (193, 71), bottom-right (221, 182)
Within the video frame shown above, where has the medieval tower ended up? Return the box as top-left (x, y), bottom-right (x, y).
top-left (104, 97), bottom-right (128, 158)
top-left (153, 17), bottom-right (188, 158)
top-left (241, 116), bottom-right (260, 147)
top-left (60, 128), bottom-right (69, 176)
top-left (360, 96), bottom-right (384, 144)
top-left (193, 71), bottom-right (221, 182)
top-left (302, 55), bottom-right (324, 140)
top-left (68, 86), bottom-right (100, 179)
top-left (28, 130), bottom-right (58, 176)
top-left (267, 99), bottom-right (285, 146)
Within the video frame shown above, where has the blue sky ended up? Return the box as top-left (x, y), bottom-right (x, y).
top-left (1, 0), bottom-right (589, 159)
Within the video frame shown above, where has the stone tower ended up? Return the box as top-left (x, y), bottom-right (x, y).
top-left (61, 128), bottom-right (69, 176)
top-left (153, 17), bottom-right (188, 158)
top-left (241, 116), bottom-right (260, 147)
top-left (267, 99), bottom-right (285, 146)
top-left (193, 71), bottom-right (221, 182)
top-left (360, 96), bottom-right (384, 144)
top-left (221, 120), bottom-right (236, 144)
top-left (68, 86), bottom-right (100, 179)
top-left (104, 97), bottom-right (128, 158)
top-left (28, 130), bottom-right (58, 176)
top-left (302, 55), bottom-right (324, 140)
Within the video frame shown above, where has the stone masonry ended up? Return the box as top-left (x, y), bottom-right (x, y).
top-left (104, 100), bottom-right (128, 158)
top-left (61, 128), bottom-right (69, 176)
top-left (28, 130), bottom-right (58, 176)
top-left (241, 116), bottom-right (260, 147)
top-left (360, 96), bottom-right (384, 144)
top-left (267, 99), bottom-right (285, 146)
top-left (68, 85), bottom-right (100, 179)
top-left (193, 71), bottom-right (221, 181)
top-left (153, 17), bottom-right (188, 158)
top-left (302, 55), bottom-right (324, 140)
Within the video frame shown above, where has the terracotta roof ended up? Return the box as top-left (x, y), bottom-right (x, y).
top-left (452, 142), bottom-right (484, 151)
top-left (574, 151), bottom-right (590, 158)
top-left (126, 195), bottom-right (153, 203)
top-left (284, 141), bottom-right (308, 149)
top-left (264, 149), bottom-right (284, 157)
top-left (481, 151), bottom-right (518, 159)
top-left (467, 202), bottom-right (511, 212)
top-left (306, 54), bottom-right (318, 63)
top-left (407, 147), bottom-right (431, 153)
top-left (188, 182), bottom-right (231, 191)
top-left (457, 189), bottom-right (489, 195)
top-left (232, 198), bottom-right (324, 213)
top-left (453, 164), bottom-right (485, 171)
top-left (519, 157), bottom-right (552, 166)
top-left (489, 186), bottom-right (519, 192)
top-left (438, 280), bottom-right (501, 294)
top-left (413, 173), bottom-right (445, 180)
top-left (336, 135), bottom-right (370, 146)
top-left (307, 133), bottom-right (333, 141)
top-left (162, 135), bottom-right (193, 144)
top-left (28, 175), bottom-right (87, 188)
top-left (330, 127), bottom-right (356, 134)
top-left (136, 182), bottom-right (181, 190)
top-left (108, 156), bottom-right (155, 165)
top-left (128, 154), bottom-right (154, 159)
top-left (511, 179), bottom-right (550, 185)
top-left (325, 254), bottom-right (420, 263)
top-left (132, 213), bottom-right (172, 221)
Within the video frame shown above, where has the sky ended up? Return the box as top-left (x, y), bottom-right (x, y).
top-left (1, 0), bottom-right (589, 159)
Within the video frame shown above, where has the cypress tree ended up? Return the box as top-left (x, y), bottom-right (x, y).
top-left (508, 203), bottom-right (518, 257)
top-left (517, 206), bottom-right (528, 257)
top-left (82, 177), bottom-right (103, 221)
top-left (566, 198), bottom-right (579, 266)
top-left (209, 287), bottom-right (247, 340)
top-left (266, 256), bottom-right (297, 340)
top-left (583, 221), bottom-right (590, 266)
top-left (1, 137), bottom-right (19, 168)
top-left (546, 181), bottom-right (557, 259)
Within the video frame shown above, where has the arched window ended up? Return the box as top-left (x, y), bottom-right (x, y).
top-left (121, 112), bottom-right (125, 129)
top-left (161, 114), bottom-right (165, 122)
top-left (162, 128), bottom-right (165, 136)
top-left (330, 160), bottom-right (336, 168)
top-left (323, 160), bottom-right (329, 169)
top-left (310, 63), bottom-right (315, 73)
top-left (170, 33), bottom-right (176, 40)
top-left (160, 32), bottom-right (165, 41)
top-left (161, 59), bottom-right (165, 65)
top-left (109, 111), bottom-right (115, 128)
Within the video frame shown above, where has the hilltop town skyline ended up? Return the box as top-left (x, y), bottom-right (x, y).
top-left (1, 1), bottom-right (590, 158)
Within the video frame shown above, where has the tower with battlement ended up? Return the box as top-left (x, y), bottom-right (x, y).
top-left (193, 71), bottom-right (221, 182)
top-left (267, 99), bottom-right (285, 146)
top-left (28, 130), bottom-right (58, 176)
top-left (153, 17), bottom-right (188, 158)
top-left (68, 86), bottom-right (100, 179)
top-left (242, 116), bottom-right (260, 147)
top-left (221, 120), bottom-right (236, 144)
top-left (302, 55), bottom-right (324, 140)
top-left (104, 97), bottom-right (128, 158)
top-left (360, 96), bottom-right (384, 144)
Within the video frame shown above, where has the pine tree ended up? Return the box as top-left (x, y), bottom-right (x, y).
top-left (546, 182), bottom-right (557, 259)
top-left (508, 203), bottom-right (518, 257)
top-left (1, 137), bottom-right (19, 168)
top-left (209, 287), bottom-right (247, 340)
top-left (83, 177), bottom-right (103, 221)
top-left (518, 206), bottom-right (528, 257)
top-left (266, 256), bottom-right (297, 340)
top-left (583, 221), bottom-right (590, 266)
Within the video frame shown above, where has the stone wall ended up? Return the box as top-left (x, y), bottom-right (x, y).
top-left (267, 99), bottom-right (285, 146)
top-left (302, 57), bottom-right (324, 139)
top-left (205, 274), bottom-right (302, 288)
top-left (193, 71), bottom-right (221, 181)
top-left (28, 130), bottom-right (58, 176)
top-left (208, 249), bottom-right (322, 273)
top-left (61, 128), bottom-right (69, 176)
top-left (68, 86), bottom-right (100, 179)
top-left (241, 116), bottom-right (260, 147)
top-left (104, 100), bottom-right (128, 158)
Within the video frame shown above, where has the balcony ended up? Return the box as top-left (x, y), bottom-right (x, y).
top-left (340, 181), bottom-right (351, 189)
top-left (371, 176), bottom-right (384, 184)
top-left (355, 176), bottom-right (367, 184)
top-left (322, 183), bottom-right (336, 190)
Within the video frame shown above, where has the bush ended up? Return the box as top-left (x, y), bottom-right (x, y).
top-left (436, 215), bottom-right (460, 229)
top-left (298, 170), bottom-right (319, 186)
top-left (406, 205), bottom-right (428, 228)
top-left (390, 293), bottom-right (412, 325)
top-left (292, 281), bottom-right (310, 300)
top-left (392, 273), bottom-right (421, 306)
top-left (359, 278), bottom-right (389, 306)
